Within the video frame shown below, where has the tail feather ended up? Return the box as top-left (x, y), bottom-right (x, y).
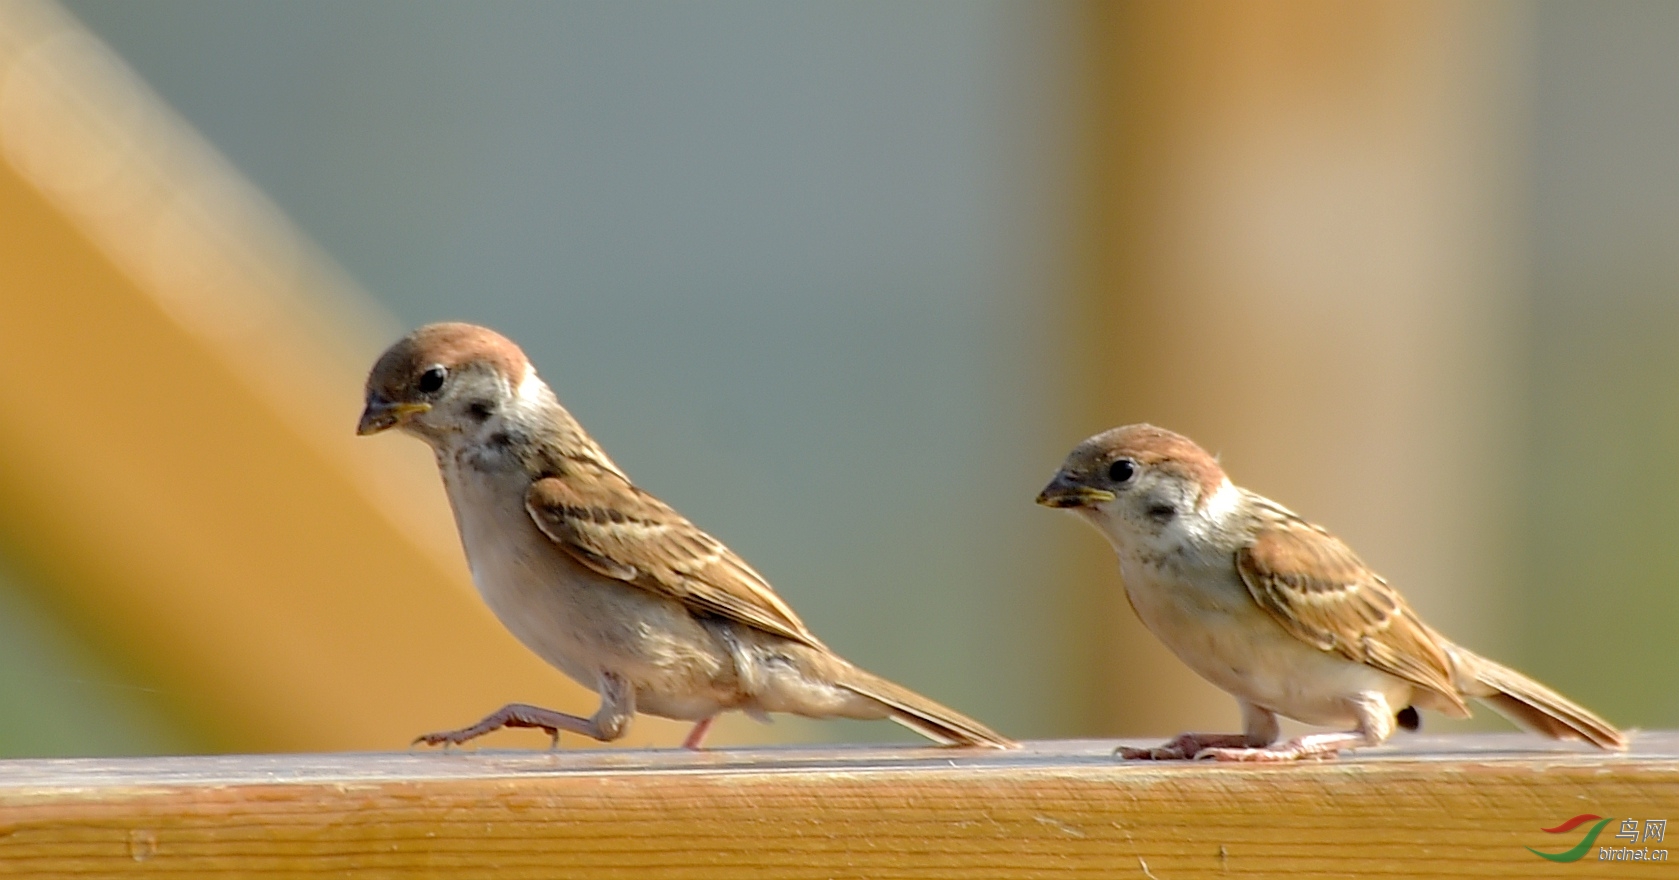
top-left (835, 666), bottom-right (1016, 749)
top-left (1453, 647), bottom-right (1626, 751)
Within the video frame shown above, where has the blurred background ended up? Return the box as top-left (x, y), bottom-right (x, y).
top-left (0, 0), bottom-right (1672, 755)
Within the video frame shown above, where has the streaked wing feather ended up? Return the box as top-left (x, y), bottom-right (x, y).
top-left (525, 472), bottom-right (822, 648)
top-left (1235, 510), bottom-right (1465, 711)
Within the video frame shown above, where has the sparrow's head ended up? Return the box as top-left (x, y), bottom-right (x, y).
top-left (357, 322), bottom-right (536, 442)
top-left (1036, 424), bottom-right (1235, 546)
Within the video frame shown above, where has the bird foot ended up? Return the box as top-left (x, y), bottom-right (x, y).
top-left (1116, 732), bottom-right (1255, 760)
top-left (1193, 731), bottom-right (1366, 762)
top-left (413, 703), bottom-right (597, 749)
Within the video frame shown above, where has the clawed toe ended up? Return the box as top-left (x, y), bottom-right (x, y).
top-left (1116, 732), bottom-right (1254, 761)
top-left (414, 724), bottom-right (562, 749)
top-left (1194, 746), bottom-right (1275, 762)
top-left (1115, 744), bottom-right (1186, 760)
top-left (1194, 742), bottom-right (1347, 762)
top-left (410, 702), bottom-right (593, 751)
top-left (413, 729), bottom-right (471, 749)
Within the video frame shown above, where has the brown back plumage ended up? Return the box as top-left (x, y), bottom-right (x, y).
top-left (1234, 502), bottom-right (1469, 716)
top-left (524, 466), bottom-right (823, 650)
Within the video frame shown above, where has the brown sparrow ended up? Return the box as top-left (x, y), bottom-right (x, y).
top-left (357, 322), bottom-right (1013, 750)
top-left (1038, 424), bottom-right (1626, 761)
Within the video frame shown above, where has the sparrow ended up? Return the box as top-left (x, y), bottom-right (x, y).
top-left (357, 322), bottom-right (1013, 750)
top-left (1037, 423), bottom-right (1626, 761)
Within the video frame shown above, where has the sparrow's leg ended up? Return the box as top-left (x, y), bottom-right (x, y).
top-left (414, 673), bottom-right (636, 749)
top-left (1117, 701), bottom-right (1280, 759)
top-left (413, 704), bottom-right (598, 749)
top-left (680, 716), bottom-right (717, 750)
top-left (1197, 691), bottom-right (1393, 762)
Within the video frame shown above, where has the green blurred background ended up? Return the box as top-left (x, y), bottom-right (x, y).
top-left (0, 0), bottom-right (1672, 755)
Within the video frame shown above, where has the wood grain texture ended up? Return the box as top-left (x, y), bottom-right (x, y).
top-left (0, 733), bottom-right (1674, 878)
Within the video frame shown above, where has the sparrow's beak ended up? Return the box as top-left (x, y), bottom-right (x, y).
top-left (1035, 473), bottom-right (1116, 509)
top-left (356, 396), bottom-right (431, 435)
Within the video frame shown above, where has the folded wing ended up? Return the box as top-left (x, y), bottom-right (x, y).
top-left (524, 467), bottom-right (823, 650)
top-left (1235, 503), bottom-right (1468, 715)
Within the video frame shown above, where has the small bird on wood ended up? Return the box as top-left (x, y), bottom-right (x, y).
top-left (357, 322), bottom-right (1014, 750)
top-left (1037, 423), bottom-right (1626, 761)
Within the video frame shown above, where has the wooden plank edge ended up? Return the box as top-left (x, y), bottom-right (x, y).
top-left (0, 734), bottom-right (1672, 878)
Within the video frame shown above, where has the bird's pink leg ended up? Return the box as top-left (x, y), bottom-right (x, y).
top-left (681, 716), bottom-right (717, 750)
top-left (1195, 692), bottom-right (1391, 762)
top-left (1196, 731), bottom-right (1368, 762)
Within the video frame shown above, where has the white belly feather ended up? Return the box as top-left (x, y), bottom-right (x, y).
top-left (1118, 555), bottom-right (1409, 727)
top-left (437, 455), bottom-right (738, 718)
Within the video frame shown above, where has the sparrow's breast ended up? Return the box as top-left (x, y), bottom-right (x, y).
top-left (434, 453), bottom-right (739, 714)
top-left (1119, 554), bottom-right (1407, 726)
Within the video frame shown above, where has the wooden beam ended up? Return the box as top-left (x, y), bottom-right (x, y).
top-left (0, 734), bottom-right (1671, 877)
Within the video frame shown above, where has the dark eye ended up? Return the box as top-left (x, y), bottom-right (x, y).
top-left (417, 365), bottom-right (447, 393)
top-left (1107, 459), bottom-right (1135, 483)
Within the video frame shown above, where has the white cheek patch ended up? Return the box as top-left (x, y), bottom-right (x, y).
top-left (1200, 478), bottom-right (1241, 525)
top-left (1164, 477), bottom-right (1239, 549)
top-left (513, 364), bottom-right (548, 411)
